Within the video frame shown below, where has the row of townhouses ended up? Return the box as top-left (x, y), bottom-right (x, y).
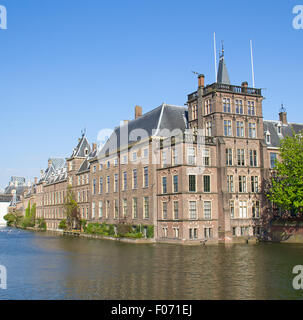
top-left (10, 50), bottom-right (303, 244)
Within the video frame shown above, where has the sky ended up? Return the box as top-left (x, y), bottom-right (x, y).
top-left (0, 0), bottom-right (302, 190)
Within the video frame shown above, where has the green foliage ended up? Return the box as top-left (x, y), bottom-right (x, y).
top-left (124, 232), bottom-right (143, 239)
top-left (58, 219), bottom-right (67, 230)
top-left (63, 185), bottom-right (80, 230)
top-left (36, 218), bottom-right (47, 230)
top-left (108, 224), bottom-right (115, 236)
top-left (4, 213), bottom-right (16, 226)
top-left (267, 130), bottom-right (303, 215)
top-left (21, 202), bottom-right (36, 228)
top-left (85, 222), bottom-right (109, 235)
top-left (117, 223), bottom-right (133, 237)
top-left (80, 219), bottom-right (87, 232)
top-left (146, 225), bottom-right (154, 238)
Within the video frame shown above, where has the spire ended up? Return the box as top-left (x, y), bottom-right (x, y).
top-left (217, 42), bottom-right (230, 85)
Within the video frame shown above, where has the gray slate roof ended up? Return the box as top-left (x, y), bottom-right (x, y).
top-left (217, 53), bottom-right (230, 85)
top-left (98, 104), bottom-right (187, 157)
top-left (263, 120), bottom-right (303, 148)
top-left (70, 135), bottom-right (91, 158)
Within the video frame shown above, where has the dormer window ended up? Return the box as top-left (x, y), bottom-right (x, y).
top-left (84, 148), bottom-right (89, 156)
top-left (265, 131), bottom-right (271, 144)
top-left (277, 123), bottom-right (282, 135)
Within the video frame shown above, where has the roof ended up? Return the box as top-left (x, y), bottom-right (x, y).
top-left (98, 104), bottom-right (187, 157)
top-left (70, 135), bottom-right (91, 158)
top-left (217, 52), bottom-right (230, 85)
top-left (0, 194), bottom-right (12, 203)
top-left (77, 158), bottom-right (90, 174)
top-left (263, 120), bottom-right (303, 148)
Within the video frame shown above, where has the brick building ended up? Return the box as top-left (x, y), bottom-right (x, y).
top-left (13, 49), bottom-right (303, 244)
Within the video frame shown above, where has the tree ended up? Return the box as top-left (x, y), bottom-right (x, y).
top-left (267, 130), bottom-right (303, 216)
top-left (4, 210), bottom-right (23, 227)
top-left (63, 185), bottom-right (80, 230)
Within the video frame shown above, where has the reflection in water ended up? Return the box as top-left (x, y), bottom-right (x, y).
top-left (0, 227), bottom-right (302, 300)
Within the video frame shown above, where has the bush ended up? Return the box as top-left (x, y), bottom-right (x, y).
top-left (37, 218), bottom-right (47, 230)
top-left (124, 232), bottom-right (143, 239)
top-left (117, 224), bottom-right (133, 237)
top-left (4, 213), bottom-right (16, 227)
top-left (147, 225), bottom-right (154, 238)
top-left (58, 219), bottom-right (67, 230)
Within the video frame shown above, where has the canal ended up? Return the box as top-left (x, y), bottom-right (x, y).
top-left (0, 227), bottom-right (302, 300)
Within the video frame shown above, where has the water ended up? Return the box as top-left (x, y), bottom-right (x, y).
top-left (0, 227), bottom-right (302, 300)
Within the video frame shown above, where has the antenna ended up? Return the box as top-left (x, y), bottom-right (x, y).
top-left (250, 40), bottom-right (255, 88)
top-left (214, 32), bottom-right (217, 82)
top-left (191, 71), bottom-right (199, 75)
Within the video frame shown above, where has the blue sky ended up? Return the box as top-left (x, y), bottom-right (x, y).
top-left (0, 0), bottom-right (302, 189)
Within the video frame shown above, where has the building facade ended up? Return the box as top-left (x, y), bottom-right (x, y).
top-left (12, 50), bottom-right (303, 244)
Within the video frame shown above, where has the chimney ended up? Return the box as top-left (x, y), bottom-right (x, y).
top-left (135, 105), bottom-right (142, 119)
top-left (241, 81), bottom-right (248, 93)
top-left (123, 120), bottom-right (129, 125)
top-left (92, 143), bottom-right (97, 151)
top-left (48, 159), bottom-right (52, 168)
top-left (34, 177), bottom-right (38, 184)
top-left (198, 74), bottom-right (205, 88)
top-left (279, 111), bottom-right (287, 125)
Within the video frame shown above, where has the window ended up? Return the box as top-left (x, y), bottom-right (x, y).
top-left (202, 149), bottom-right (210, 166)
top-left (144, 197), bottom-right (149, 219)
top-left (93, 178), bottom-right (96, 195)
top-left (92, 202), bottom-right (95, 219)
top-left (106, 176), bottom-right (110, 193)
top-left (204, 201), bottom-right (212, 220)
top-left (173, 227), bottom-right (180, 239)
top-left (122, 155), bottom-right (127, 165)
top-left (252, 201), bottom-right (260, 218)
top-left (99, 163), bottom-right (103, 171)
top-left (162, 150), bottom-right (168, 167)
top-left (187, 147), bottom-right (196, 165)
top-left (173, 201), bottom-right (179, 220)
top-left (223, 98), bottom-right (231, 113)
top-left (203, 175), bottom-right (211, 193)
top-left (86, 174), bottom-right (89, 184)
top-left (270, 153), bottom-right (278, 169)
top-left (106, 200), bottom-right (110, 219)
top-left (122, 199), bottom-right (127, 217)
top-left (205, 99), bottom-right (212, 114)
top-left (143, 148), bottom-right (149, 159)
top-left (172, 147), bottom-right (178, 165)
top-left (224, 120), bottom-right (232, 136)
top-left (239, 176), bottom-right (247, 193)
top-left (99, 201), bottom-right (103, 218)
top-left (114, 200), bottom-right (119, 219)
top-left (250, 150), bottom-right (258, 167)
top-left (247, 101), bottom-right (255, 116)
top-left (189, 175), bottom-right (196, 192)
top-left (239, 201), bottom-right (248, 218)
top-left (236, 121), bottom-right (245, 137)
top-left (232, 227), bottom-right (237, 236)
top-left (230, 200), bottom-right (235, 219)
top-left (189, 201), bottom-right (197, 219)
top-left (206, 121), bottom-right (212, 137)
top-left (93, 165), bottom-right (96, 173)
top-left (163, 227), bottom-right (168, 238)
top-left (133, 169), bottom-right (138, 189)
top-left (77, 191), bottom-right (80, 202)
top-left (107, 161), bottom-right (110, 169)
top-left (132, 198), bottom-right (138, 219)
top-left (162, 202), bottom-right (168, 219)
top-left (277, 124), bottom-right (282, 135)
top-left (237, 149), bottom-right (245, 166)
top-left (189, 228), bottom-right (198, 239)
top-left (132, 152), bottom-right (137, 162)
top-left (192, 104), bottom-right (198, 120)
top-left (162, 177), bottom-right (167, 194)
top-left (78, 176), bottom-right (81, 186)
top-left (251, 176), bottom-right (259, 193)
top-left (173, 175), bottom-right (178, 193)
top-left (226, 148), bottom-right (233, 166)
top-left (114, 174), bottom-right (118, 192)
top-left (249, 123), bottom-right (256, 138)
top-left (204, 228), bottom-right (212, 239)
top-left (235, 99), bottom-right (243, 114)
top-left (99, 178), bottom-right (103, 194)
top-left (123, 171), bottom-right (127, 190)
top-left (227, 175), bottom-right (234, 193)
top-left (143, 167), bottom-right (149, 188)
top-left (266, 132), bottom-right (271, 144)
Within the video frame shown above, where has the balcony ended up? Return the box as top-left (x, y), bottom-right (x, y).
top-left (203, 83), bottom-right (262, 97)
